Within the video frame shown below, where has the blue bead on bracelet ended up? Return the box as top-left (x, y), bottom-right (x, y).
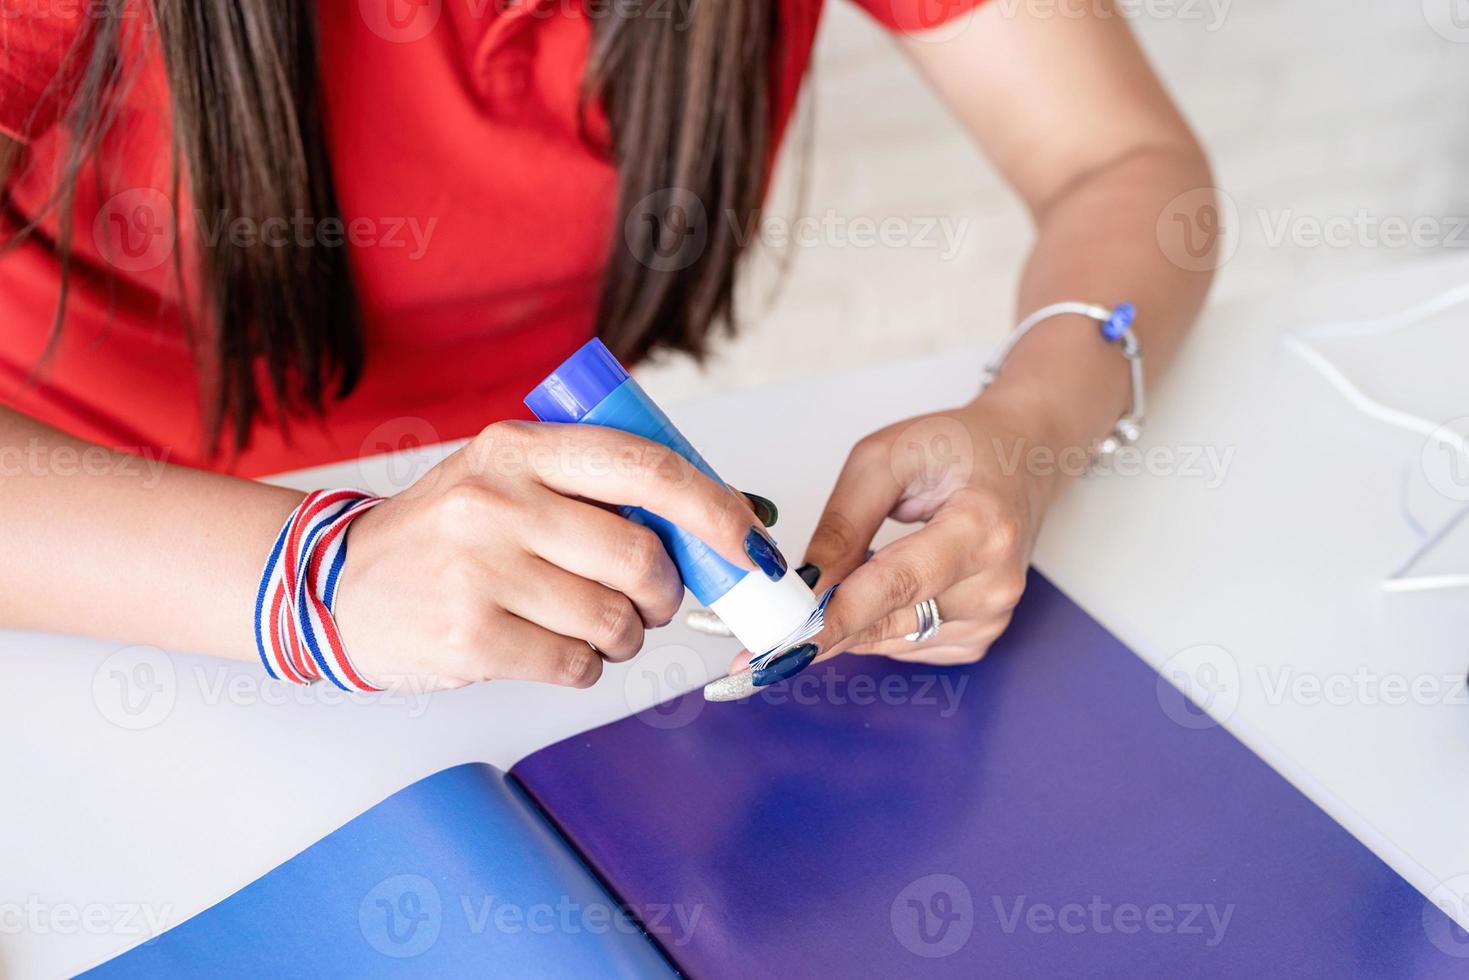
top-left (1101, 302), bottom-right (1136, 342)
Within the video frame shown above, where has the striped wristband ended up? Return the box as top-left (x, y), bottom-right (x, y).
top-left (253, 488), bottom-right (384, 691)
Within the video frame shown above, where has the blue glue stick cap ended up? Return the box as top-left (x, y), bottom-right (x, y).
top-left (524, 338), bottom-right (630, 424)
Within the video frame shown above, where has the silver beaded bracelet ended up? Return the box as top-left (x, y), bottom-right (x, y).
top-left (979, 301), bottom-right (1144, 461)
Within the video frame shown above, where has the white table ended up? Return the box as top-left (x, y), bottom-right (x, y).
top-left (4, 255), bottom-right (1468, 977)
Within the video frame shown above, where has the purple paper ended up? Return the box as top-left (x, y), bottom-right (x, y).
top-left (512, 572), bottom-right (1468, 977)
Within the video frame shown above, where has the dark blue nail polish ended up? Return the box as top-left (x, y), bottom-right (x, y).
top-left (744, 526), bottom-right (788, 582)
top-left (742, 492), bottom-right (779, 528)
top-left (753, 643), bottom-right (818, 687)
top-left (796, 562), bottom-right (821, 588)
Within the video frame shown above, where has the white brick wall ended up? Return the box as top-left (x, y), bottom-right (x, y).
top-left (637, 0), bottom-right (1469, 402)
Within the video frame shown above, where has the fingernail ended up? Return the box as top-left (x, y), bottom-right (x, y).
top-left (742, 492), bottom-right (778, 528)
top-left (752, 642), bottom-right (818, 688)
top-left (686, 607), bottom-right (734, 637)
top-left (703, 667), bottom-right (755, 702)
top-left (795, 562), bottom-right (821, 588)
top-left (744, 526), bottom-right (788, 582)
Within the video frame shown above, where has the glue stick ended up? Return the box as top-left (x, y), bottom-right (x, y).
top-left (524, 338), bottom-right (819, 656)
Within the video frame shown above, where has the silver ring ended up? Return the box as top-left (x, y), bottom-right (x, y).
top-left (904, 597), bottom-right (942, 643)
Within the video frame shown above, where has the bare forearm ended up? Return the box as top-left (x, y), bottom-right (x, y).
top-left (982, 144), bottom-right (1216, 482)
top-left (0, 406), bottom-right (303, 660)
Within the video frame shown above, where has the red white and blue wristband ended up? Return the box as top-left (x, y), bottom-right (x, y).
top-left (253, 488), bottom-right (384, 691)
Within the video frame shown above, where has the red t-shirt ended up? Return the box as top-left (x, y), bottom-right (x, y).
top-left (0, 0), bottom-right (980, 476)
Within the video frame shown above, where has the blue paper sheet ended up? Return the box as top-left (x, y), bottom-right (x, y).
top-left (81, 765), bottom-right (676, 978)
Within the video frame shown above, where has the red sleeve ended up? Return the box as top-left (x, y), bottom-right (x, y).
top-left (0, 1), bottom-right (91, 141)
top-left (844, 0), bottom-right (989, 34)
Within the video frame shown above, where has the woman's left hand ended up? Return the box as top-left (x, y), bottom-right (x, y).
top-left (751, 393), bottom-right (1065, 672)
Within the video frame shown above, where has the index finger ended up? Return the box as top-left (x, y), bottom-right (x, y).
top-left (494, 421), bottom-right (782, 578)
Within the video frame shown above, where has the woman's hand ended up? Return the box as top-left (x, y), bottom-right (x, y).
top-left (764, 393), bottom-right (1063, 671)
top-left (335, 420), bottom-right (780, 691)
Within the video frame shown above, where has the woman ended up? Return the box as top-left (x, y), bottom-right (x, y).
top-left (0, 0), bottom-right (1213, 692)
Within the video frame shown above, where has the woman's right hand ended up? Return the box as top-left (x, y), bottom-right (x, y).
top-left (333, 420), bottom-right (781, 691)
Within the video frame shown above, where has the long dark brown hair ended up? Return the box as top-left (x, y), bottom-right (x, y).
top-left (2, 0), bottom-right (775, 456)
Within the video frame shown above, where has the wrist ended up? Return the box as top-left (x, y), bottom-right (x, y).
top-left (979, 311), bottom-right (1135, 449)
top-left (956, 389), bottom-right (1069, 509)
